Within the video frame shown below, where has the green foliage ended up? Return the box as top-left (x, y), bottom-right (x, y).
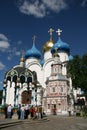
top-left (82, 106), bottom-right (87, 116)
top-left (67, 54), bottom-right (87, 92)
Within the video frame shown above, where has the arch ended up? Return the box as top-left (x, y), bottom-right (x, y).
top-left (7, 76), bottom-right (11, 81)
top-left (13, 75), bottom-right (17, 82)
top-left (20, 76), bottom-right (25, 84)
top-left (6, 69), bottom-right (18, 78)
top-left (27, 77), bottom-right (32, 83)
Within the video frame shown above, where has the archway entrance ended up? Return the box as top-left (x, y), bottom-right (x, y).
top-left (51, 104), bottom-right (56, 115)
top-left (21, 91), bottom-right (32, 104)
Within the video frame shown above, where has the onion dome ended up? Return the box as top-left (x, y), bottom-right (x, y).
top-left (25, 36), bottom-right (41, 59)
top-left (42, 39), bottom-right (55, 52)
top-left (69, 55), bottom-right (73, 61)
top-left (40, 58), bottom-right (44, 65)
top-left (42, 28), bottom-right (55, 53)
top-left (51, 29), bottom-right (70, 54)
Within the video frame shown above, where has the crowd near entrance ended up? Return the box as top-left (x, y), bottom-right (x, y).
top-left (4, 104), bottom-right (44, 120)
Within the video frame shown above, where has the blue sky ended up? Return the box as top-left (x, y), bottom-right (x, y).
top-left (0, 0), bottom-right (87, 89)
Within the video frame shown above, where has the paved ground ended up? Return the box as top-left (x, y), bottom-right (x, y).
top-left (0, 116), bottom-right (87, 130)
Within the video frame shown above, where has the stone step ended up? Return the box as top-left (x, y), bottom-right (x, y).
top-left (0, 118), bottom-right (49, 129)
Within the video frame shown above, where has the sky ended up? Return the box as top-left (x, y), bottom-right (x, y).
top-left (0, 0), bottom-right (87, 89)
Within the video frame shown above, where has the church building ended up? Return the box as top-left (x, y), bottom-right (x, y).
top-left (2, 28), bottom-right (74, 115)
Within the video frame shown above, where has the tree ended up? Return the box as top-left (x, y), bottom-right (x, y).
top-left (80, 54), bottom-right (87, 93)
top-left (67, 54), bottom-right (87, 93)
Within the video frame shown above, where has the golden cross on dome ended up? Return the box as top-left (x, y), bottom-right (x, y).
top-left (48, 28), bottom-right (54, 40)
top-left (32, 35), bottom-right (37, 44)
top-left (56, 28), bottom-right (62, 37)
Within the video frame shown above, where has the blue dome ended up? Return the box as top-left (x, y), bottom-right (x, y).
top-left (69, 55), bottom-right (73, 61)
top-left (40, 58), bottom-right (44, 65)
top-left (51, 38), bottom-right (70, 54)
top-left (25, 43), bottom-right (41, 59)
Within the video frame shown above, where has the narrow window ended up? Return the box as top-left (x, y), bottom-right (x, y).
top-left (48, 104), bottom-right (50, 109)
top-left (53, 87), bottom-right (55, 92)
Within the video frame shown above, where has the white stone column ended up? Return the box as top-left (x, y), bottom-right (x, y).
top-left (15, 87), bottom-right (19, 106)
top-left (2, 88), bottom-right (5, 105)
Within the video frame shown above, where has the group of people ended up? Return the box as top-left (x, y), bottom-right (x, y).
top-left (17, 104), bottom-right (43, 120)
top-left (17, 104), bottom-right (29, 120)
top-left (4, 104), bottom-right (44, 120)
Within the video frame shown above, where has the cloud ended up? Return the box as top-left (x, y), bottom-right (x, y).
top-left (18, 0), bottom-right (68, 18)
top-left (0, 41), bottom-right (10, 50)
top-left (81, 0), bottom-right (87, 7)
top-left (0, 34), bottom-right (10, 51)
top-left (7, 46), bottom-right (21, 61)
top-left (19, 0), bottom-right (46, 18)
top-left (0, 34), bottom-right (8, 41)
top-left (43, 0), bottom-right (67, 12)
top-left (0, 62), bottom-right (5, 70)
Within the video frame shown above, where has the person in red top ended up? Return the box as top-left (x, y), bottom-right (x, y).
top-left (30, 105), bottom-right (35, 118)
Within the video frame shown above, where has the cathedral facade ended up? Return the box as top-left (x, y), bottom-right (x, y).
top-left (2, 28), bottom-right (74, 115)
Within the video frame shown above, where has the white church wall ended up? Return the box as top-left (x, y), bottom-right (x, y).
top-left (44, 51), bottom-right (52, 62)
top-left (9, 82), bottom-right (15, 106)
top-left (27, 63), bottom-right (43, 87)
top-left (62, 63), bottom-right (67, 75)
top-left (58, 52), bottom-right (69, 62)
top-left (25, 58), bottom-right (40, 67)
top-left (6, 81), bottom-right (15, 106)
top-left (43, 59), bottom-right (54, 88)
top-left (6, 81), bottom-right (10, 105)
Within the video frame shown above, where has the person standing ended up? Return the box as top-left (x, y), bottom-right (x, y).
top-left (20, 105), bottom-right (25, 120)
top-left (17, 104), bottom-right (21, 120)
top-left (24, 105), bottom-right (29, 119)
top-left (7, 104), bottom-right (12, 118)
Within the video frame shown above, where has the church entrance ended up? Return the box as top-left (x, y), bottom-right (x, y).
top-left (51, 104), bottom-right (56, 115)
top-left (21, 90), bottom-right (32, 104)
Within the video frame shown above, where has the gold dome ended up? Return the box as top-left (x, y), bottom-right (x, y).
top-left (42, 28), bottom-right (55, 53)
top-left (42, 39), bottom-right (55, 52)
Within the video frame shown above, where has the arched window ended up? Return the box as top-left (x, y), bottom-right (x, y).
top-left (53, 87), bottom-right (55, 92)
top-left (20, 76), bottom-right (25, 84)
top-left (61, 86), bottom-right (63, 92)
top-left (13, 75), bottom-right (17, 83)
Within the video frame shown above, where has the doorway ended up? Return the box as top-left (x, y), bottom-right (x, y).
top-left (21, 90), bottom-right (31, 104)
top-left (51, 104), bottom-right (56, 115)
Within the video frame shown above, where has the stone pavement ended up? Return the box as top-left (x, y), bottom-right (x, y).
top-left (0, 116), bottom-right (87, 130)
